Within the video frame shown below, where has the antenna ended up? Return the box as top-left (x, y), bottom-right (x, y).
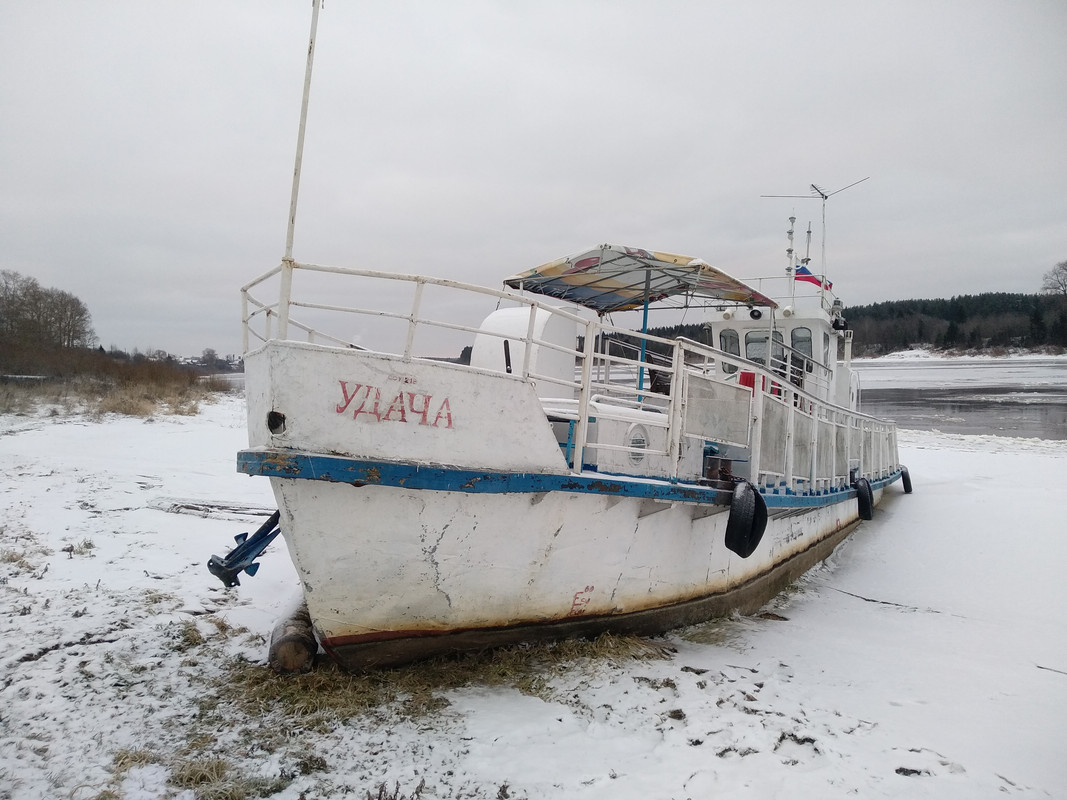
top-left (761, 177), bottom-right (869, 272)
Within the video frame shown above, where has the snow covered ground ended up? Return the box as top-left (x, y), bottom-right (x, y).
top-left (2, 380), bottom-right (1065, 798)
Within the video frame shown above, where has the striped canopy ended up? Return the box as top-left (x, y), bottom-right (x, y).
top-left (504, 244), bottom-right (777, 314)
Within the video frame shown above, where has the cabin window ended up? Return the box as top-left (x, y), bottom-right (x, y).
top-left (745, 330), bottom-right (784, 371)
top-left (791, 327), bottom-right (814, 373)
top-left (719, 328), bottom-right (740, 374)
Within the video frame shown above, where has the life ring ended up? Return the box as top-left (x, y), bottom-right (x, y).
top-left (725, 481), bottom-right (768, 558)
top-left (900, 465), bottom-right (913, 494)
top-left (854, 477), bottom-right (874, 520)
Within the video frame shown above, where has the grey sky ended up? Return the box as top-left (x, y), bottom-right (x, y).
top-left (3, 1), bottom-right (1065, 357)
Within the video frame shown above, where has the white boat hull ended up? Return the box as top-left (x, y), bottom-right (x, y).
top-left (259, 475), bottom-right (880, 668)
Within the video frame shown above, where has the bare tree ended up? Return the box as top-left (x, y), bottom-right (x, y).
top-left (0, 270), bottom-right (97, 348)
top-left (0, 270), bottom-right (35, 341)
top-left (1041, 260), bottom-right (1067, 295)
top-left (51, 289), bottom-right (97, 348)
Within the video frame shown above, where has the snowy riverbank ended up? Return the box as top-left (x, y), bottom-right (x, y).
top-left (2, 393), bottom-right (1065, 798)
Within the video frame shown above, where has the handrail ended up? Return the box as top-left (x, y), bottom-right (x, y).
top-left (242, 260), bottom-right (899, 494)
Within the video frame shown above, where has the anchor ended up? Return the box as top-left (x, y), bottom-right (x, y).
top-left (207, 509), bottom-right (281, 587)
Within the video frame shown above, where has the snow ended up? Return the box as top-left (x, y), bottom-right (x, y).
top-left (853, 351), bottom-right (1067, 391)
top-left (2, 380), bottom-right (1066, 798)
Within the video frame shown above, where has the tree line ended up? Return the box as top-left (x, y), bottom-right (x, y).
top-left (634, 294), bottom-right (1067, 358)
top-left (845, 291), bottom-right (1067, 354)
top-left (1, 269), bottom-right (234, 378)
top-left (1, 270), bottom-right (96, 352)
top-left (640, 260), bottom-right (1067, 357)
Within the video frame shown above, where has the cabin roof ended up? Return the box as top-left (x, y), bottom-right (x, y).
top-left (504, 244), bottom-right (779, 314)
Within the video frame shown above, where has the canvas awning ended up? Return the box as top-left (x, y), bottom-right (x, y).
top-left (503, 244), bottom-right (777, 314)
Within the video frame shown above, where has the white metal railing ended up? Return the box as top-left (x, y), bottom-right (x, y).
top-left (744, 273), bottom-right (840, 317)
top-left (242, 260), bottom-right (899, 494)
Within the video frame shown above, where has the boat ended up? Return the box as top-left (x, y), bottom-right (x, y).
top-left (206, 2), bottom-right (909, 671)
top-left (210, 236), bottom-right (910, 670)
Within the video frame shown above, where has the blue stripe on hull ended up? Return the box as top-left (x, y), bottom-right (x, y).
top-left (238, 449), bottom-right (903, 510)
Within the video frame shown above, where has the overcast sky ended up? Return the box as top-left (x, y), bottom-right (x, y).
top-left (3, 1), bottom-right (1065, 357)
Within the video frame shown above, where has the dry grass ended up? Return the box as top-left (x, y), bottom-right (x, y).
top-left (90, 633), bottom-right (670, 797)
top-left (91, 379), bottom-right (221, 418)
top-left (72, 538), bottom-right (96, 555)
top-left (167, 756), bottom-right (292, 799)
top-left (219, 632), bottom-right (673, 727)
top-left (168, 757), bottom-right (230, 788)
top-left (111, 748), bottom-right (158, 773)
top-left (1, 546), bottom-right (48, 574)
top-left (0, 360), bottom-right (236, 418)
top-left (171, 620), bottom-right (207, 653)
top-left (364, 779), bottom-right (427, 800)
top-left (0, 380), bottom-right (79, 415)
top-left (106, 746), bottom-right (292, 800)
top-left (1, 549), bottom-right (29, 566)
top-left (143, 589), bottom-right (179, 608)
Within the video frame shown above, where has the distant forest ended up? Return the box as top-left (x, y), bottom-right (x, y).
top-left (844, 292), bottom-right (1067, 355)
top-left (633, 292), bottom-right (1067, 358)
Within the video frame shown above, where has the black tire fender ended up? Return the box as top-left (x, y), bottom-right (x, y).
top-left (854, 477), bottom-right (874, 520)
top-left (725, 481), bottom-right (768, 559)
top-left (900, 465), bottom-right (913, 494)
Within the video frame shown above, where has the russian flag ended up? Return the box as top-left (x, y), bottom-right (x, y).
top-left (795, 265), bottom-right (832, 290)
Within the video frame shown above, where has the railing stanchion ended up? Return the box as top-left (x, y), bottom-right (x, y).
top-left (523, 304), bottom-right (537, 377)
top-left (784, 389), bottom-right (796, 493)
top-left (666, 343), bottom-right (685, 478)
top-left (749, 378), bottom-right (764, 487)
top-left (572, 319), bottom-right (596, 472)
top-left (241, 291), bottom-right (250, 353)
top-left (277, 259), bottom-right (294, 341)
top-left (403, 280), bottom-right (425, 360)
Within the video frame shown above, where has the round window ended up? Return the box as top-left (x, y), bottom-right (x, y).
top-left (627, 424), bottom-right (649, 465)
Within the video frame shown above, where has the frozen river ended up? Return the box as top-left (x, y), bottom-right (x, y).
top-left (854, 354), bottom-right (1067, 440)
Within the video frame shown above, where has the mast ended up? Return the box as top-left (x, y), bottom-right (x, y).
top-left (761, 176), bottom-right (868, 281)
top-left (786, 215), bottom-right (796, 303)
top-left (802, 221), bottom-right (812, 270)
top-left (285, 0), bottom-right (321, 262)
top-left (279, 0), bottom-right (322, 339)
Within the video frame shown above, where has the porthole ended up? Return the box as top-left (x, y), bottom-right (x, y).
top-left (627, 423), bottom-right (649, 465)
top-left (267, 410), bottom-right (287, 435)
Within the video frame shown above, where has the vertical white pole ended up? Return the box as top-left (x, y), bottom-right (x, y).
top-left (241, 291), bottom-right (250, 353)
top-left (666, 343), bottom-right (684, 476)
top-left (279, 0), bottom-right (321, 340)
top-left (749, 383), bottom-right (763, 487)
top-left (573, 319), bottom-right (596, 472)
top-left (403, 280), bottom-right (424, 360)
top-left (784, 389), bottom-right (795, 492)
top-left (523, 304), bottom-right (537, 376)
top-left (277, 265), bottom-right (294, 341)
top-left (285, 0), bottom-right (320, 263)
top-left (786, 215), bottom-right (796, 303)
